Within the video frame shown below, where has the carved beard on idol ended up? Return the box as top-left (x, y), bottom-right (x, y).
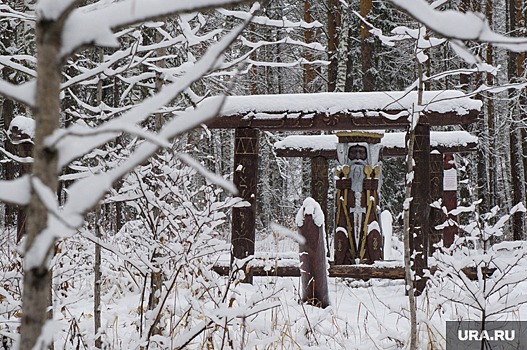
top-left (349, 163), bottom-right (365, 193)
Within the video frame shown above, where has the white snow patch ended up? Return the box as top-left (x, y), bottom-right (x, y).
top-left (0, 175), bottom-right (31, 205)
top-left (37, 0), bottom-right (76, 20)
top-left (380, 210), bottom-right (393, 260)
top-left (295, 197), bottom-right (325, 228)
top-left (202, 90), bottom-right (481, 117)
top-left (443, 168), bottom-right (458, 191)
top-left (270, 222), bottom-right (306, 245)
top-left (9, 115), bottom-right (35, 140)
top-left (274, 130), bottom-right (477, 152)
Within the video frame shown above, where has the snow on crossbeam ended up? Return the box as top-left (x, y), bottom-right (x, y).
top-left (274, 131), bottom-right (478, 158)
top-left (203, 91), bottom-right (481, 130)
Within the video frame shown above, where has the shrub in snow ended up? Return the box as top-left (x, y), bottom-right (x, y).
top-left (430, 201), bottom-right (527, 347)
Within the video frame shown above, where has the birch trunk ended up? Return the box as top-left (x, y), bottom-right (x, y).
top-left (327, 0), bottom-right (339, 92)
top-left (334, 2), bottom-right (349, 93)
top-left (360, 0), bottom-right (374, 92)
top-left (403, 39), bottom-right (426, 350)
top-left (20, 8), bottom-right (64, 350)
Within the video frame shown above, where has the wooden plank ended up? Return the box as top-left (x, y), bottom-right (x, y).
top-left (205, 110), bottom-right (479, 131)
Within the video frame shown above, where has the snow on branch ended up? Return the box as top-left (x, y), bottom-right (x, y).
top-left (177, 153), bottom-right (238, 194)
top-left (64, 97), bottom-right (224, 217)
top-left (0, 176), bottom-right (31, 205)
top-left (60, 0), bottom-right (257, 58)
top-left (0, 80), bottom-right (35, 107)
top-left (217, 8), bottom-right (323, 29)
top-left (389, 0), bottom-right (527, 52)
top-left (37, 0), bottom-right (79, 21)
top-left (50, 24), bottom-right (247, 169)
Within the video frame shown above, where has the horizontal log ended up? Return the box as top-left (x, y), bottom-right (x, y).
top-left (212, 264), bottom-right (495, 281)
top-left (275, 144), bottom-right (477, 159)
top-left (205, 111), bottom-right (479, 131)
top-left (274, 131), bottom-right (478, 159)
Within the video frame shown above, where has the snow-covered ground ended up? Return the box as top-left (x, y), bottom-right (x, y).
top-left (2, 221), bottom-right (527, 349)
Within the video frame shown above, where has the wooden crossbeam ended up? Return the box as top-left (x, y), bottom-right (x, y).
top-left (274, 131), bottom-right (478, 158)
top-left (201, 91), bottom-right (481, 131)
top-left (205, 110), bottom-right (479, 131)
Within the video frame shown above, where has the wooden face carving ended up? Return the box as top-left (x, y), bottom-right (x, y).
top-left (347, 145), bottom-right (367, 161)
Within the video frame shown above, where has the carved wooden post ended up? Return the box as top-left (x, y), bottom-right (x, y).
top-left (429, 151), bottom-right (444, 255)
top-left (310, 156), bottom-right (329, 251)
top-left (334, 131), bottom-right (383, 265)
top-left (410, 123), bottom-right (430, 294)
top-left (443, 153), bottom-right (458, 248)
top-left (231, 128), bottom-right (259, 283)
top-left (297, 198), bottom-right (330, 308)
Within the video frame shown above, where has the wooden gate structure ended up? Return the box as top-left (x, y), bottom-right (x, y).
top-left (202, 90), bottom-right (482, 284)
top-left (273, 130), bottom-right (477, 254)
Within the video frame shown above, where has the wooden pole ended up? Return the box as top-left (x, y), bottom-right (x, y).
top-left (429, 151), bottom-right (444, 255)
top-left (310, 156), bottom-right (329, 250)
top-left (298, 207), bottom-right (330, 308)
top-left (443, 153), bottom-right (458, 248)
top-left (409, 123), bottom-right (430, 295)
top-left (231, 128), bottom-right (259, 284)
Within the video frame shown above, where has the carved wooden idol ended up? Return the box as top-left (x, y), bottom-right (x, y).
top-left (334, 131), bottom-right (383, 265)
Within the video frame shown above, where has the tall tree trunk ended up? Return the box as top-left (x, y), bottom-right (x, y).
top-left (403, 38), bottom-right (427, 350)
top-left (508, 0), bottom-right (525, 240)
top-left (303, 0), bottom-right (317, 93)
top-left (93, 49), bottom-right (104, 349)
top-left (1, 22), bottom-right (17, 230)
top-left (147, 26), bottom-right (166, 335)
top-left (20, 8), bottom-right (64, 350)
top-left (327, 0), bottom-right (340, 92)
top-left (1, 75), bottom-right (16, 229)
top-left (517, 0), bottom-right (527, 227)
top-left (94, 207), bottom-right (102, 349)
top-left (486, 0), bottom-right (497, 210)
top-left (335, 3), bottom-right (349, 92)
top-left (360, 0), bottom-right (374, 91)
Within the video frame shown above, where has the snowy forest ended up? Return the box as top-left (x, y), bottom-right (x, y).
top-left (2, 0), bottom-right (527, 349)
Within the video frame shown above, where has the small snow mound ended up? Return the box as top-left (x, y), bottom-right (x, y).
top-left (295, 197), bottom-right (325, 227)
top-left (8, 115), bottom-right (35, 143)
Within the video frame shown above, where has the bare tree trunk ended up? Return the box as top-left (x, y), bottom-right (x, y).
top-left (327, 0), bottom-right (339, 92)
top-left (20, 7), bottom-right (65, 349)
top-left (1, 15), bottom-right (17, 229)
top-left (486, 0), bottom-right (496, 209)
top-left (360, 0), bottom-right (374, 92)
top-left (303, 0), bottom-right (317, 93)
top-left (403, 41), bottom-right (426, 350)
top-left (403, 128), bottom-right (418, 350)
top-left (94, 206), bottom-right (102, 349)
top-left (335, 2), bottom-right (349, 92)
top-left (508, 0), bottom-right (525, 240)
top-left (94, 49), bottom-right (104, 349)
top-left (1, 75), bottom-right (16, 229)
